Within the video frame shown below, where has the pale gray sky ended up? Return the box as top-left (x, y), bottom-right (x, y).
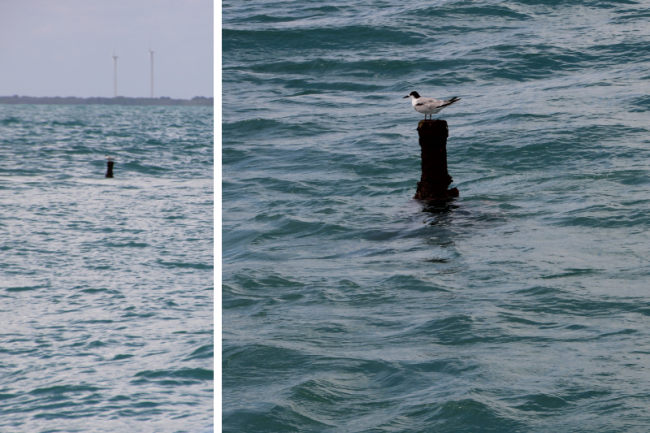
top-left (0, 0), bottom-right (214, 99)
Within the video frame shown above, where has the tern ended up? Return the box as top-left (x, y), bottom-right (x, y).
top-left (403, 91), bottom-right (461, 120)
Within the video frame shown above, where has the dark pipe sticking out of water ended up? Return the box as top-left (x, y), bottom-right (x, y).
top-left (414, 119), bottom-right (459, 201)
top-left (105, 161), bottom-right (114, 178)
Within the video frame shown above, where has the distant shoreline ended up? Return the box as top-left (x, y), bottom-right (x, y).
top-left (0, 96), bottom-right (213, 107)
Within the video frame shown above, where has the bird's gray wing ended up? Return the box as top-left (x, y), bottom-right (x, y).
top-left (420, 98), bottom-right (444, 108)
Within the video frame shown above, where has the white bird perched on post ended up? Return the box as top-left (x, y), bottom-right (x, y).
top-left (403, 91), bottom-right (461, 120)
top-left (105, 155), bottom-right (117, 161)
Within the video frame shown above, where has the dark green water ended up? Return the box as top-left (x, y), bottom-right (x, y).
top-left (223, 1), bottom-right (650, 431)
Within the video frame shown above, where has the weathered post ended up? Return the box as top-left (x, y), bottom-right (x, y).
top-left (105, 161), bottom-right (114, 178)
top-left (413, 119), bottom-right (459, 200)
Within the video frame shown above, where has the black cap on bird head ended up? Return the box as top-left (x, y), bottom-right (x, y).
top-left (403, 91), bottom-right (421, 99)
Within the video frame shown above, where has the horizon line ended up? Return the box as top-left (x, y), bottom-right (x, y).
top-left (0, 95), bottom-right (214, 100)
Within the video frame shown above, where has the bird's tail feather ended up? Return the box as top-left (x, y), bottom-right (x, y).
top-left (440, 96), bottom-right (461, 107)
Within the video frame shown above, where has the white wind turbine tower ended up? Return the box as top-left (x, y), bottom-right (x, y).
top-left (112, 50), bottom-right (118, 97)
top-left (148, 42), bottom-right (155, 98)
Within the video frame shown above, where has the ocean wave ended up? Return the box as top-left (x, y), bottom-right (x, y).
top-left (223, 26), bottom-right (425, 52)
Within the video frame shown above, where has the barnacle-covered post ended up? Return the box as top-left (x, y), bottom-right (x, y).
top-left (413, 119), bottom-right (459, 200)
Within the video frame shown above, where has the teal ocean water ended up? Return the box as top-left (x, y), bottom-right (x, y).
top-left (0, 105), bottom-right (214, 432)
top-left (223, 0), bottom-right (650, 431)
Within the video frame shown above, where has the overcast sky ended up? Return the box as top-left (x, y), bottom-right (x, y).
top-left (0, 0), bottom-right (214, 99)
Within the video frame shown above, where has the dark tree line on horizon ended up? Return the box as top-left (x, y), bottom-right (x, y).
top-left (0, 95), bottom-right (213, 106)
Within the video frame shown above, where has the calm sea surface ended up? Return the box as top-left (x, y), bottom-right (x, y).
top-left (222, 0), bottom-right (650, 431)
top-left (0, 105), bottom-right (214, 432)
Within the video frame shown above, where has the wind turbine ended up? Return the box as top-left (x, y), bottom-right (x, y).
top-left (112, 50), bottom-right (118, 97)
top-left (148, 41), bottom-right (155, 98)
